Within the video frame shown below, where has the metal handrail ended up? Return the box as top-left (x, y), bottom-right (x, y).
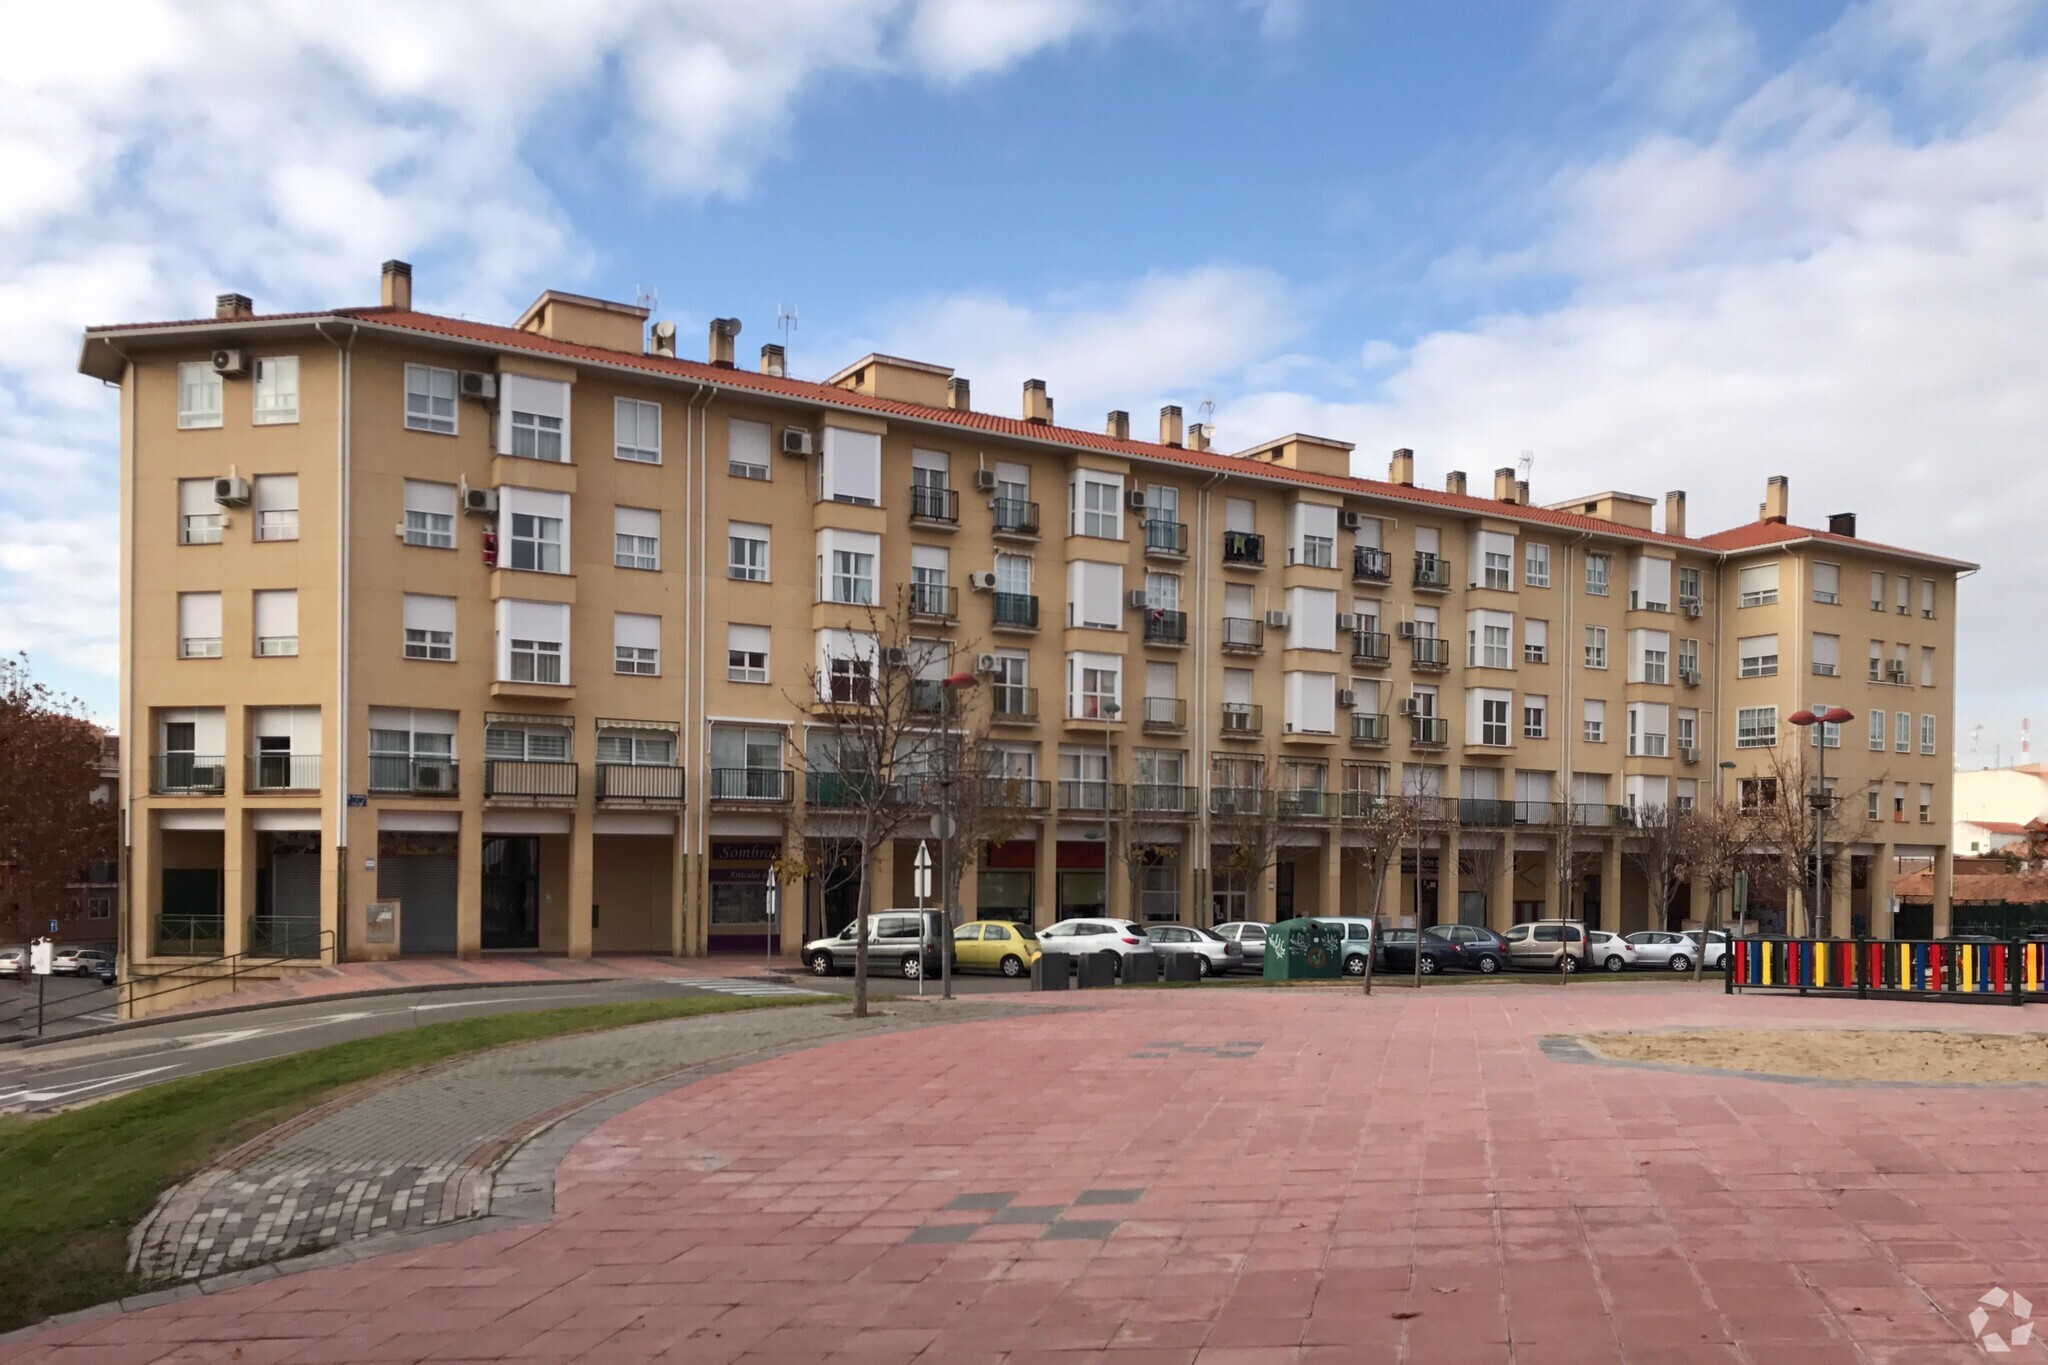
top-left (5, 928), bottom-right (341, 1038)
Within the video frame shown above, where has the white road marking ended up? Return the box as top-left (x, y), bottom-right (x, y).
top-left (405, 993), bottom-right (593, 1012)
top-left (674, 977), bottom-right (825, 998)
top-left (0, 1064), bottom-right (181, 1108)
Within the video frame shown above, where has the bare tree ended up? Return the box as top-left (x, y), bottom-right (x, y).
top-left (1622, 800), bottom-right (1687, 942)
top-left (1747, 740), bottom-right (1882, 938)
top-left (1339, 790), bottom-right (1424, 996)
top-left (1549, 778), bottom-right (1595, 976)
top-left (934, 722), bottom-right (1033, 987)
top-left (1111, 766), bottom-right (1193, 931)
top-left (0, 656), bottom-right (116, 942)
top-left (1210, 751), bottom-right (1289, 925)
top-left (1676, 796), bottom-right (1764, 982)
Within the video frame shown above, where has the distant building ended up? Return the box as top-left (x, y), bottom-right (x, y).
top-left (1953, 764), bottom-right (2048, 854)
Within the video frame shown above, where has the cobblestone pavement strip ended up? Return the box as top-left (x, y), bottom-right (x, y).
top-left (8, 985), bottom-right (2048, 1363)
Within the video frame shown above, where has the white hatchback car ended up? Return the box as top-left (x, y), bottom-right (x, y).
top-left (1682, 929), bottom-right (1731, 970)
top-left (1586, 930), bottom-right (1636, 972)
top-left (1036, 918), bottom-right (1152, 977)
top-left (1625, 931), bottom-right (1699, 971)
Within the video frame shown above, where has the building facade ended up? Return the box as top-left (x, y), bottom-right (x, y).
top-left (81, 263), bottom-right (1973, 967)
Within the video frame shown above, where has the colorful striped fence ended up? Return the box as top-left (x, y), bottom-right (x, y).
top-left (1728, 937), bottom-right (2039, 1005)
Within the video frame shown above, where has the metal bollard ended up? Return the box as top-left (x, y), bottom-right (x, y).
top-left (1034, 951), bottom-right (1071, 991)
top-left (1076, 953), bottom-right (1117, 989)
top-left (1122, 951), bottom-right (1162, 985)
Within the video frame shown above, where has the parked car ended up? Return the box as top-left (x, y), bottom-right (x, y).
top-left (1142, 923), bottom-right (1240, 977)
top-left (92, 956), bottom-right (118, 986)
top-left (1036, 918), bottom-right (1153, 977)
top-left (1682, 929), bottom-right (1730, 969)
top-left (950, 920), bottom-right (1041, 978)
top-left (1432, 923), bottom-right (1508, 974)
top-left (1626, 931), bottom-right (1700, 971)
top-left (1211, 921), bottom-right (1269, 972)
top-left (49, 946), bottom-right (113, 977)
top-left (1377, 927), bottom-right (1458, 975)
top-left (0, 947), bottom-right (23, 979)
top-left (1312, 918), bottom-right (1378, 976)
top-left (1586, 931), bottom-right (1635, 972)
top-left (1504, 921), bottom-right (1587, 971)
top-left (804, 911), bottom-right (951, 979)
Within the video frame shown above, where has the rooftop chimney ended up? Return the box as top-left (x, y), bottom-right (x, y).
top-left (215, 292), bottom-right (253, 320)
top-left (1390, 448), bottom-right (1415, 486)
top-left (707, 317), bottom-right (741, 368)
top-left (379, 259), bottom-right (412, 311)
top-left (1664, 491), bottom-right (1687, 539)
top-left (1187, 423), bottom-right (1212, 452)
top-left (1159, 405), bottom-right (1184, 447)
top-left (1493, 467), bottom-right (1517, 502)
top-left (649, 321), bottom-right (677, 358)
top-left (1105, 410), bottom-right (1130, 441)
top-left (1446, 470), bottom-right (1467, 497)
top-left (1827, 511), bottom-right (1857, 539)
top-left (1762, 474), bottom-right (1789, 523)
top-left (1022, 378), bottom-right (1053, 424)
top-left (759, 343), bottom-right (785, 377)
top-left (1516, 479), bottom-right (1530, 505)
top-left (947, 377), bottom-right (971, 411)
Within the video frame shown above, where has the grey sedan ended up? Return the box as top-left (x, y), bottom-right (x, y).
top-left (1210, 921), bottom-right (1268, 973)
top-left (1142, 924), bottom-right (1241, 977)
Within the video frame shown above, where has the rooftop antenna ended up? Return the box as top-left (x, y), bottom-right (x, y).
top-left (1518, 449), bottom-right (1534, 483)
top-left (635, 284), bottom-right (658, 314)
top-left (777, 304), bottom-right (798, 365)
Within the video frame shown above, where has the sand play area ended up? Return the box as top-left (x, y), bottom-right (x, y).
top-left (1580, 1027), bottom-right (2048, 1082)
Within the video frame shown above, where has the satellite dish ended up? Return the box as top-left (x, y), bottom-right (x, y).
top-left (651, 320), bottom-right (676, 341)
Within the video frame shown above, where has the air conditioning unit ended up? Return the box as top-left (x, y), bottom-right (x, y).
top-left (1398, 697), bottom-right (1422, 717)
top-left (1396, 621), bottom-right (1419, 639)
top-left (1679, 746), bottom-right (1700, 764)
top-left (458, 371), bottom-right (497, 402)
top-left (1264, 609), bottom-right (1289, 628)
top-left (1336, 612), bottom-right (1359, 631)
top-left (210, 348), bottom-right (247, 377)
top-left (462, 486), bottom-right (498, 516)
top-left (973, 469), bottom-right (997, 492)
top-left (780, 428), bottom-right (813, 457)
top-left (1679, 668), bottom-right (1700, 685)
top-left (973, 653), bottom-right (998, 675)
top-left (414, 762), bottom-right (454, 792)
top-left (1126, 489), bottom-right (1147, 512)
top-left (882, 647), bottom-right (910, 670)
top-left (213, 474), bottom-right (251, 506)
top-left (1341, 511), bottom-right (1365, 531)
top-left (1336, 688), bottom-right (1356, 709)
top-left (967, 571), bottom-right (997, 592)
top-left (1885, 663), bottom-right (1907, 682)
top-left (1684, 602), bottom-right (1703, 618)
top-left (1127, 589), bottom-right (1150, 611)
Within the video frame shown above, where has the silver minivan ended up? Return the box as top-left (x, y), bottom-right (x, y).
top-left (1503, 920), bottom-right (1587, 971)
top-left (804, 910), bottom-right (950, 979)
top-left (1311, 918), bottom-right (1377, 976)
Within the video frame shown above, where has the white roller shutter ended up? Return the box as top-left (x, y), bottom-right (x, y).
top-left (178, 591), bottom-right (221, 639)
top-left (821, 428), bottom-right (882, 504)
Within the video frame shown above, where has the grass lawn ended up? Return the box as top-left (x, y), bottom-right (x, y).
top-left (0, 993), bottom-right (821, 1333)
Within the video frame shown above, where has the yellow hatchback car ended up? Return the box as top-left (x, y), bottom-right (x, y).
top-left (951, 920), bottom-right (1042, 978)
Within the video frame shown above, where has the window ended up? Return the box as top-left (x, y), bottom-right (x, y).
top-left (253, 589), bottom-right (298, 656)
top-left (1067, 651), bottom-right (1122, 719)
top-left (1737, 634), bottom-right (1778, 678)
top-left (1895, 575), bottom-right (1910, 615)
top-left (1892, 782), bottom-right (1907, 820)
top-left (177, 592), bottom-right (221, 658)
top-left (1070, 472), bottom-right (1125, 539)
top-left (727, 624), bottom-right (769, 683)
top-left (912, 545), bottom-right (952, 617)
top-left (501, 375), bottom-right (568, 461)
top-left (1145, 571), bottom-right (1180, 612)
top-left (496, 599), bottom-right (569, 685)
top-left (1811, 632), bottom-right (1838, 677)
top-left (252, 474), bottom-right (298, 541)
top-left (1920, 714), bottom-right (1936, 755)
top-left (1466, 610), bottom-right (1511, 669)
top-left (1675, 779), bottom-right (1698, 814)
top-left (1628, 629), bottom-right (1669, 684)
top-left (816, 529), bottom-right (878, 604)
top-left (1287, 586), bottom-right (1336, 651)
top-left (614, 507), bottom-right (659, 571)
top-left (994, 552), bottom-right (1031, 597)
top-left (402, 594), bottom-right (455, 661)
top-left (724, 521), bottom-right (768, 582)
top-left (368, 708), bottom-right (455, 790)
top-left (403, 364), bottom-right (457, 435)
top-left (1583, 699), bottom-right (1605, 744)
top-left (1585, 553), bottom-right (1610, 596)
top-left (614, 613), bottom-right (659, 675)
top-left (485, 723), bottom-right (570, 762)
top-left (1737, 706), bottom-right (1778, 748)
top-left (1522, 695), bottom-right (1547, 739)
top-left (1868, 710), bottom-right (1885, 750)
top-left (715, 419), bottom-right (768, 481)
top-left (1676, 709), bottom-right (1697, 753)
top-left (1284, 671), bottom-right (1338, 735)
top-left (1677, 637), bottom-right (1699, 681)
top-left (1524, 542), bottom-right (1550, 588)
top-left (1476, 692), bottom-right (1510, 747)
top-left (1737, 563), bottom-right (1779, 607)
top-left (1806, 702), bottom-right (1840, 748)
top-left (1067, 560), bottom-right (1123, 630)
top-left (615, 398), bottom-right (661, 463)
top-left (599, 730), bottom-right (676, 767)
top-left (1920, 647), bottom-right (1935, 687)
top-left (1920, 578), bottom-right (1936, 619)
top-left (249, 355), bottom-right (299, 425)
top-left (1677, 566), bottom-right (1702, 608)
top-left (1869, 571), bottom-right (1885, 610)
top-left (1584, 626), bottom-right (1607, 669)
top-left (177, 361), bottom-right (222, 429)
top-left (403, 480), bottom-right (456, 549)
top-left (1812, 561), bottom-right (1839, 604)
top-left (1739, 778), bottom-right (1777, 812)
top-left (1896, 712), bottom-right (1911, 753)
top-left (818, 629), bottom-right (878, 703)
top-left (1292, 502), bottom-right (1338, 568)
top-left (820, 428), bottom-right (881, 504)
top-left (1627, 556), bottom-right (1671, 612)
top-left (178, 478), bottom-right (222, 544)
top-left (506, 508), bottom-right (564, 573)
top-left (1918, 783), bottom-right (1933, 823)
top-left (1524, 618), bottom-right (1548, 664)
top-left (1867, 787), bottom-right (1881, 821)
top-left (1627, 703), bottom-right (1668, 757)
top-left (1471, 530), bottom-right (1514, 591)
top-left (1868, 639), bottom-right (1884, 681)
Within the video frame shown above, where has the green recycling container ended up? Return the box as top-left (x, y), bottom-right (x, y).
top-left (1262, 917), bottom-right (1346, 980)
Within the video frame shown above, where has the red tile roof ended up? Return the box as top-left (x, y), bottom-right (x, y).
top-left (1695, 518), bottom-right (1975, 569)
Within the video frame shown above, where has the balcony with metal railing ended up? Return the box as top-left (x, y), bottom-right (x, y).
top-left (1352, 546), bottom-right (1392, 583)
top-left (1219, 702), bottom-right (1263, 737)
top-left (1413, 553), bottom-right (1452, 591)
top-left (1141, 517), bottom-right (1189, 558)
top-left (1278, 789), bottom-right (1333, 819)
top-left (152, 754), bottom-right (226, 795)
top-left (367, 754), bottom-right (459, 795)
top-left (1350, 711), bottom-right (1391, 745)
top-left (705, 767), bottom-right (790, 804)
top-left (980, 775), bottom-right (1050, 810)
top-left (1142, 609), bottom-right (1187, 646)
top-left (908, 483), bottom-right (959, 526)
top-left (1220, 617), bottom-right (1264, 654)
top-left (484, 759), bottom-right (579, 801)
top-left (1141, 696), bottom-right (1187, 732)
top-left (1457, 798), bottom-right (1514, 827)
top-left (806, 770), bottom-right (878, 809)
top-left (1409, 716), bottom-right (1449, 747)
top-left (1339, 790), bottom-right (1390, 819)
top-left (1128, 783), bottom-right (1196, 816)
top-left (989, 497), bottom-right (1040, 538)
top-left (246, 753), bottom-right (320, 793)
top-left (908, 582), bottom-right (958, 622)
top-left (991, 591), bottom-right (1039, 632)
top-left (597, 763), bottom-right (684, 804)
top-left (1350, 630), bottom-right (1390, 665)
top-left (1056, 780), bottom-right (1124, 813)
top-left (990, 684), bottom-right (1039, 724)
top-left (1222, 530), bottom-right (1265, 567)
top-left (1409, 635), bottom-right (1450, 671)
top-left (1209, 787), bottom-right (1273, 818)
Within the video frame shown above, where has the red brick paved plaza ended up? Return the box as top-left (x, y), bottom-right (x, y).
top-left (9, 982), bottom-right (2046, 1363)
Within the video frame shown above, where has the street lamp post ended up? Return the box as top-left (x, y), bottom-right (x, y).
top-left (937, 671), bottom-right (980, 1002)
top-left (1785, 706), bottom-right (1854, 938)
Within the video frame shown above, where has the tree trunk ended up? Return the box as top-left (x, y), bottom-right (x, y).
top-left (852, 828), bottom-right (876, 1019)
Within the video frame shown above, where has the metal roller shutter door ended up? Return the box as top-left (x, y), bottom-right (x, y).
top-left (383, 855), bottom-right (459, 955)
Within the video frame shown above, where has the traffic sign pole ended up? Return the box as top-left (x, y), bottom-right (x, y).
top-left (914, 841), bottom-right (933, 997)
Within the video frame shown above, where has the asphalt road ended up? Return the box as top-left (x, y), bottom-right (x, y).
top-left (0, 972), bottom-right (122, 1038)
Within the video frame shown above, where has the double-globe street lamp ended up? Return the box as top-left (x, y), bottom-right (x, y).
top-left (1785, 706), bottom-right (1855, 937)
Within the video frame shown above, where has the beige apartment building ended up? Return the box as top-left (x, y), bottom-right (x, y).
top-left (80, 261), bottom-right (1972, 969)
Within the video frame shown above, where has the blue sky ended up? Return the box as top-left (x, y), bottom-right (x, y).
top-left (5, 0), bottom-right (2045, 766)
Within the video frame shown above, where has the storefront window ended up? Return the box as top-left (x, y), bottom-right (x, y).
top-left (976, 871), bottom-right (1033, 924)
